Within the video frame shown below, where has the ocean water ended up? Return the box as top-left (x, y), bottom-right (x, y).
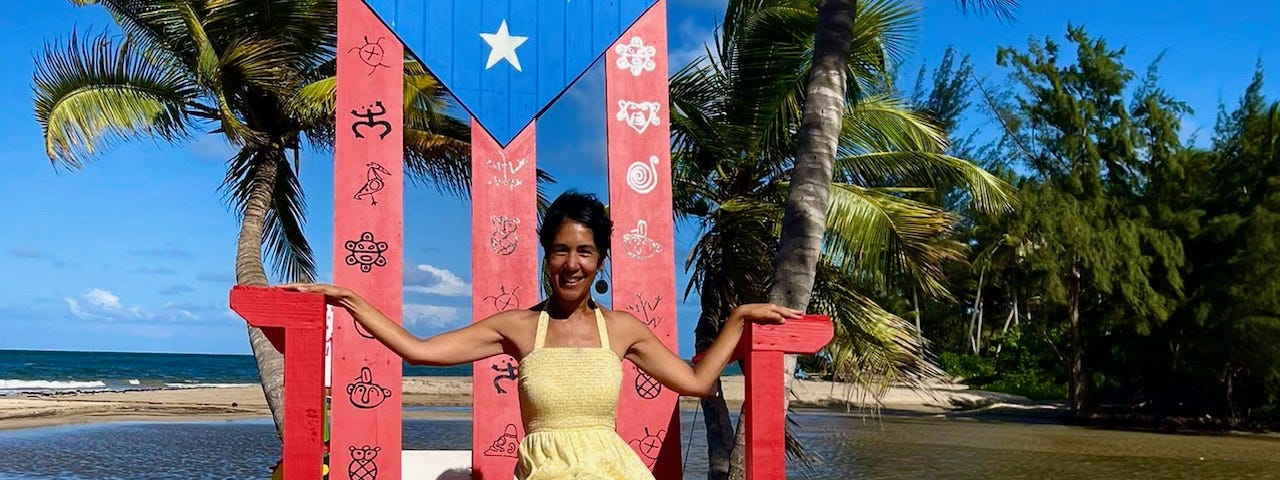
top-left (2, 350), bottom-right (1278, 479)
top-left (0, 349), bottom-right (471, 395)
top-left (2, 410), bottom-right (1278, 479)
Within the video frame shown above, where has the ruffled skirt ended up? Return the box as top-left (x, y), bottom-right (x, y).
top-left (515, 427), bottom-right (656, 480)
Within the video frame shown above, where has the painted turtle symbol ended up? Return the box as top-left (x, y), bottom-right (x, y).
top-left (628, 427), bottom-right (665, 467)
top-left (348, 36), bottom-right (391, 75)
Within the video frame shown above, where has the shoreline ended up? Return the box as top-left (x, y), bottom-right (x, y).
top-left (0, 376), bottom-right (1043, 431)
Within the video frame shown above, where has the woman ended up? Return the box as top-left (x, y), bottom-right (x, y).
top-left (283, 191), bottom-right (801, 479)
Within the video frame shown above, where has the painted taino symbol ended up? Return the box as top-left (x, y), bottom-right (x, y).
top-left (344, 232), bottom-right (388, 273)
top-left (491, 359), bottom-right (518, 394)
top-left (615, 100), bottom-right (661, 134)
top-left (353, 162), bottom-right (391, 205)
top-left (626, 293), bottom-right (663, 329)
top-left (635, 370), bottom-right (662, 400)
top-left (354, 318), bottom-right (375, 339)
top-left (615, 36), bottom-right (657, 76)
top-left (483, 424), bottom-right (520, 458)
top-left (484, 285), bottom-right (521, 312)
top-left (628, 427), bottom-right (666, 467)
top-left (486, 152), bottom-right (528, 191)
top-left (489, 216), bottom-right (520, 255)
top-left (348, 445), bottom-right (380, 480)
top-left (347, 366), bottom-right (392, 409)
top-left (349, 36), bottom-right (392, 76)
top-left (351, 101), bottom-right (392, 139)
top-left (627, 156), bottom-right (660, 194)
top-left (622, 220), bottom-right (662, 260)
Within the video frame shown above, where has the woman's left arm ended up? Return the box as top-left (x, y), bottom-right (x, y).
top-left (624, 304), bottom-right (802, 397)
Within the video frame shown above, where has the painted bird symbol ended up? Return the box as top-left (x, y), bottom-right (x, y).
top-left (354, 162), bottom-right (391, 205)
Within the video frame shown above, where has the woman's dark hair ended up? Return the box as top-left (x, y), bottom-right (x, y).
top-left (539, 191), bottom-right (612, 259)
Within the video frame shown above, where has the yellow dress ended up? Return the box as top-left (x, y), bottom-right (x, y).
top-left (514, 308), bottom-right (656, 480)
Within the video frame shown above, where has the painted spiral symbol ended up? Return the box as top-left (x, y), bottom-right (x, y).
top-left (627, 156), bottom-right (660, 194)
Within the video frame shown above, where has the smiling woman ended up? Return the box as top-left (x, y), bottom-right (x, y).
top-left (282, 190), bottom-right (801, 480)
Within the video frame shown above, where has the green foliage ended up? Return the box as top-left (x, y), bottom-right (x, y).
top-left (922, 26), bottom-right (1280, 427)
top-left (672, 0), bottom-right (1014, 393)
top-left (939, 325), bottom-right (1068, 401)
top-left (937, 352), bottom-right (995, 380)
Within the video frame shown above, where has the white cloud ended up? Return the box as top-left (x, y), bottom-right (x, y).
top-left (404, 264), bottom-right (471, 296)
top-left (84, 288), bottom-right (123, 310)
top-left (403, 304), bottom-right (465, 330)
top-left (64, 297), bottom-right (96, 320)
top-left (64, 289), bottom-right (210, 323)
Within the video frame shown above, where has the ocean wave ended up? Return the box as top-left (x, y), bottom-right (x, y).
top-left (0, 379), bottom-right (107, 390)
top-left (0, 379), bottom-right (256, 395)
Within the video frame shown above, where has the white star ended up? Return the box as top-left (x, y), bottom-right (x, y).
top-left (480, 20), bottom-right (529, 72)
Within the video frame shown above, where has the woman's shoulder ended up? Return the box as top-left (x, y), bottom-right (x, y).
top-left (598, 307), bottom-right (650, 335)
top-left (479, 307), bottom-right (539, 331)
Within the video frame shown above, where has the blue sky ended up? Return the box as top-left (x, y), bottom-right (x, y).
top-left (0, 1), bottom-right (1276, 356)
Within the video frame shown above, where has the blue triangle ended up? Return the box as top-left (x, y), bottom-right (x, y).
top-left (365, 0), bottom-right (660, 146)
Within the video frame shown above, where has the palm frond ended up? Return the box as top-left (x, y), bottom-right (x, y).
top-left (34, 31), bottom-right (201, 168)
top-left (404, 125), bottom-right (471, 197)
top-left (809, 258), bottom-right (944, 405)
top-left (207, 0), bottom-right (335, 67)
top-left (166, 0), bottom-right (261, 145)
top-left (218, 35), bottom-right (302, 96)
top-left (838, 94), bottom-right (947, 155)
top-left (836, 151), bottom-right (1018, 213)
top-left (72, 1), bottom-right (198, 71)
top-left (822, 183), bottom-right (966, 299)
top-left (723, 0), bottom-right (919, 161)
top-left (683, 198), bottom-right (780, 304)
top-left (220, 146), bottom-right (315, 282)
top-left (954, 0), bottom-right (1019, 20)
top-left (264, 154), bottom-right (316, 282)
top-left (286, 75), bottom-right (334, 128)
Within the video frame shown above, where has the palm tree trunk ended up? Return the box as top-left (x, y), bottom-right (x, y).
top-left (995, 291), bottom-right (1017, 357)
top-left (235, 152), bottom-right (288, 437)
top-left (912, 286), bottom-right (923, 356)
top-left (729, 1), bottom-right (856, 477)
top-left (969, 264), bottom-right (987, 354)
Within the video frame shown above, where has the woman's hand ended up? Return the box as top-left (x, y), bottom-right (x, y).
top-left (730, 303), bottom-right (804, 325)
top-left (278, 283), bottom-right (356, 306)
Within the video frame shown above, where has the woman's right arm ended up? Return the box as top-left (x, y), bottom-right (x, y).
top-left (282, 283), bottom-right (506, 366)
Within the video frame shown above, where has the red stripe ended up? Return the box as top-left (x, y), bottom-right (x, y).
top-left (470, 122), bottom-right (539, 479)
top-left (334, 1), bottom-right (404, 478)
top-left (605, 2), bottom-right (683, 477)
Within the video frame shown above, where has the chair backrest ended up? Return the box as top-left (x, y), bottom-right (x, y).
top-left (456, 3), bottom-right (683, 478)
top-left (250, 1), bottom-right (688, 479)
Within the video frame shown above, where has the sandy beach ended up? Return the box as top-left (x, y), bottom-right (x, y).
top-left (0, 376), bottom-right (1040, 431)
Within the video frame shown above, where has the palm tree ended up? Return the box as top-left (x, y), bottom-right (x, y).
top-left (670, 0), bottom-right (1016, 477)
top-left (33, 0), bottom-right (469, 436)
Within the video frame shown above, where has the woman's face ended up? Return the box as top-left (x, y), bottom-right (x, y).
top-left (546, 220), bottom-right (602, 303)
